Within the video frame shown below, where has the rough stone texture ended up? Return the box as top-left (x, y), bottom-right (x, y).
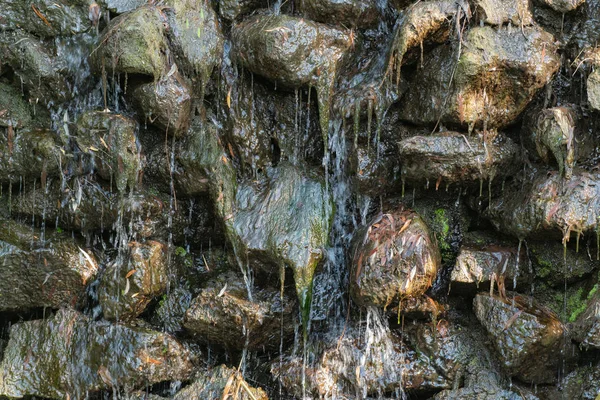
top-left (151, 286), bottom-right (192, 333)
top-left (0, 82), bottom-right (33, 128)
top-left (101, 0), bottom-right (146, 14)
top-left (298, 0), bottom-right (380, 29)
top-left (0, 128), bottom-right (61, 183)
top-left (91, 7), bottom-right (168, 79)
top-left (398, 131), bottom-right (521, 185)
top-left (98, 241), bottom-right (168, 321)
top-left (75, 111), bottom-right (141, 193)
top-left (533, 107), bottom-right (576, 178)
top-left (486, 170), bottom-right (600, 240)
top-left (131, 70), bottom-right (192, 137)
top-left (571, 288), bottom-right (600, 350)
top-left (350, 209), bottom-right (440, 308)
top-left (559, 365), bottom-right (600, 399)
top-left (173, 365), bottom-right (268, 400)
top-left (589, 68), bottom-right (600, 111)
top-left (218, 0), bottom-right (267, 21)
top-left (528, 239), bottom-right (597, 287)
top-left (0, 219), bottom-right (98, 311)
top-left (536, 0), bottom-right (585, 13)
top-left (400, 25), bottom-right (560, 129)
top-left (0, 309), bottom-right (193, 399)
top-left (473, 0), bottom-right (533, 26)
top-left (184, 271), bottom-right (295, 350)
top-left (474, 292), bottom-right (570, 383)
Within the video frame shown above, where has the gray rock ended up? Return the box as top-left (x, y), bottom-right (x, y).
top-left (174, 365), bottom-right (268, 400)
top-left (99, 241), bottom-right (168, 321)
top-left (298, 0), bottom-right (381, 29)
top-left (588, 68), bottom-right (600, 111)
top-left (536, 0), bottom-right (585, 13)
top-left (0, 309), bottom-right (193, 399)
top-left (0, 82), bottom-right (33, 128)
top-left (101, 0), bottom-right (146, 14)
top-left (532, 107), bottom-right (576, 178)
top-left (0, 219), bottom-right (98, 311)
top-left (473, 0), bottom-right (533, 26)
top-left (350, 209), bottom-right (440, 308)
top-left (218, 0), bottom-right (268, 21)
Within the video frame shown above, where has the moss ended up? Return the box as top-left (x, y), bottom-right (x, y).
top-left (174, 247), bottom-right (187, 257)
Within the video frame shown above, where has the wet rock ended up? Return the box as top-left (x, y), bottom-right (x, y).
top-left (298, 0), bottom-right (380, 29)
top-left (473, 0), bottom-right (533, 26)
top-left (0, 128), bottom-right (62, 183)
top-left (75, 111), bottom-right (141, 193)
top-left (570, 287), bottom-right (600, 349)
top-left (589, 69), bottom-right (600, 111)
top-left (218, 0), bottom-right (267, 21)
top-left (229, 163), bottom-right (331, 323)
top-left (0, 82), bottom-right (33, 128)
top-left (400, 25), bottom-right (560, 129)
top-left (528, 239), bottom-right (597, 287)
top-left (184, 271), bottom-right (295, 351)
top-left (99, 241), bottom-right (168, 321)
top-left (398, 131), bottom-right (521, 186)
top-left (350, 209), bottom-right (440, 308)
top-left (91, 7), bottom-right (167, 79)
top-left (386, 295), bottom-right (445, 320)
top-left (536, 0), bottom-right (585, 13)
top-left (274, 312), bottom-right (448, 398)
top-left (450, 232), bottom-right (530, 294)
top-left (173, 365), bottom-right (267, 400)
top-left (232, 14), bottom-right (352, 136)
top-left (0, 0), bottom-right (93, 37)
top-left (164, 0), bottom-right (223, 93)
top-left (533, 107), bottom-right (576, 178)
top-left (473, 292), bottom-right (570, 383)
top-left (0, 219), bottom-right (98, 311)
top-left (559, 364), bottom-right (600, 399)
top-left (102, 0), bottom-right (146, 14)
top-left (132, 70), bottom-right (192, 137)
top-left (151, 286), bottom-right (192, 333)
top-left (352, 140), bottom-right (402, 197)
top-left (0, 309), bottom-right (193, 399)
top-left (486, 170), bottom-right (600, 240)
top-left (0, 30), bottom-right (70, 105)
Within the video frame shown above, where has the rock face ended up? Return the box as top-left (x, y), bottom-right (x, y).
top-left (589, 69), bottom-right (600, 111)
top-left (0, 82), bottom-right (34, 129)
top-left (473, 292), bottom-right (570, 383)
top-left (98, 241), bottom-right (168, 321)
top-left (398, 132), bottom-right (521, 185)
top-left (0, 309), bottom-right (193, 399)
top-left (0, 219), bottom-right (98, 311)
top-left (400, 25), bottom-right (560, 129)
top-left (473, 0), bottom-right (533, 26)
top-left (298, 0), bottom-right (380, 28)
top-left (350, 209), bottom-right (440, 308)
top-left (537, 0), bottom-right (585, 13)
top-left (533, 107), bottom-right (576, 178)
top-left (183, 272), bottom-right (295, 350)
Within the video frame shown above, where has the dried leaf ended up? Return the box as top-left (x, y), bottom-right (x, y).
top-left (125, 269), bottom-right (137, 279)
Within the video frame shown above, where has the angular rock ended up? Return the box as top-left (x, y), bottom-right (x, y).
top-left (0, 128), bottom-right (62, 183)
top-left (571, 287), bottom-right (600, 349)
top-left (533, 107), bottom-right (576, 178)
top-left (273, 313), bottom-right (449, 398)
top-left (164, 0), bottom-right (223, 92)
top-left (0, 309), bottom-right (193, 399)
top-left (0, 0), bottom-right (93, 37)
top-left (218, 0), bottom-right (267, 21)
top-left (298, 0), bottom-right (380, 29)
top-left (91, 7), bottom-right (168, 79)
top-left (473, 292), bottom-right (570, 383)
top-left (559, 365), bottom-right (600, 399)
top-left (537, 0), bottom-right (585, 13)
top-left (132, 70), bottom-right (192, 137)
top-left (0, 219), bottom-right (98, 311)
top-left (0, 82), bottom-right (33, 128)
top-left (450, 233), bottom-right (530, 294)
top-left (229, 163), bottom-right (331, 323)
top-left (352, 140), bottom-right (402, 197)
top-left (232, 14), bottom-right (352, 136)
top-left (102, 0), bottom-right (146, 14)
top-left (350, 209), bottom-right (440, 308)
top-left (151, 286), bottom-right (192, 333)
top-left (473, 0), bottom-right (533, 26)
top-left (99, 241), bottom-right (168, 321)
top-left (398, 131), bottom-right (521, 186)
top-left (589, 68), bottom-right (600, 111)
top-left (184, 271), bottom-right (295, 351)
top-left (0, 30), bottom-right (70, 105)
top-left (173, 365), bottom-right (267, 400)
top-left (400, 25), bottom-right (560, 129)
top-left (528, 239), bottom-right (597, 287)
top-left (486, 170), bottom-right (600, 240)
top-left (75, 111), bottom-right (141, 193)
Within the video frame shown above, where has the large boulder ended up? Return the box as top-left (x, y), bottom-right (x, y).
top-left (0, 309), bottom-right (193, 399)
top-left (298, 0), bottom-right (380, 29)
top-left (0, 128), bottom-right (61, 183)
top-left (98, 241), bottom-right (168, 321)
top-left (474, 292), bottom-right (573, 383)
top-left (350, 209), bottom-right (440, 308)
top-left (74, 111), bottom-right (141, 193)
top-left (486, 170), bottom-right (600, 241)
top-left (232, 14), bottom-right (352, 138)
top-left (183, 271), bottom-right (295, 350)
top-left (400, 25), bottom-right (560, 129)
top-left (0, 219), bottom-right (98, 311)
top-left (398, 131), bottom-right (521, 186)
